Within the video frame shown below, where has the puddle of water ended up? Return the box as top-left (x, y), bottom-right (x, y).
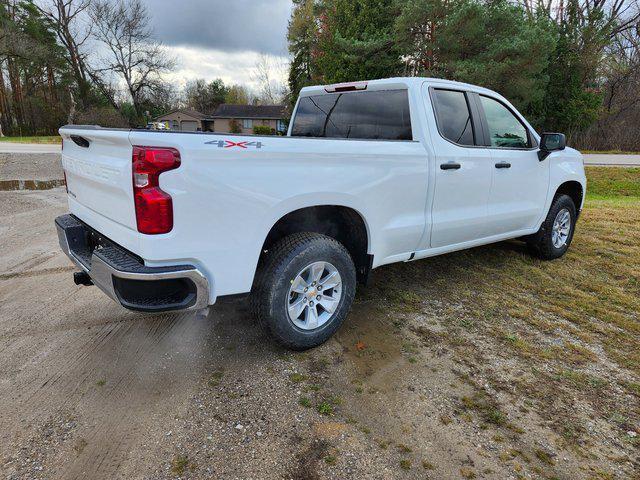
top-left (0, 179), bottom-right (65, 191)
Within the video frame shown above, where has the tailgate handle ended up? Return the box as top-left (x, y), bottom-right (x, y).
top-left (70, 135), bottom-right (90, 148)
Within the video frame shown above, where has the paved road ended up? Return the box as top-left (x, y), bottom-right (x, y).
top-left (0, 142), bottom-right (638, 166)
top-left (582, 154), bottom-right (640, 166)
top-left (0, 142), bottom-right (61, 154)
top-left (0, 153), bottom-right (62, 182)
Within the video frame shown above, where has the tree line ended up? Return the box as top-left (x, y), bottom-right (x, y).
top-left (2, 0), bottom-right (637, 149)
top-left (0, 0), bottom-right (267, 136)
top-left (287, 0), bottom-right (640, 150)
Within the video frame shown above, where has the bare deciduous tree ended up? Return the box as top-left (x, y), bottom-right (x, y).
top-left (36, 0), bottom-right (92, 110)
top-left (519, 0), bottom-right (640, 39)
top-left (89, 0), bottom-right (174, 117)
top-left (251, 53), bottom-right (288, 105)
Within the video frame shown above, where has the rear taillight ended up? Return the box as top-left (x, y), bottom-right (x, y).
top-left (132, 146), bottom-right (181, 235)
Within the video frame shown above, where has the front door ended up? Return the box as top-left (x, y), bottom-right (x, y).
top-left (477, 95), bottom-right (550, 235)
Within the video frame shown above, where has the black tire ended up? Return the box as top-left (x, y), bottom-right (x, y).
top-left (252, 233), bottom-right (356, 350)
top-left (526, 194), bottom-right (577, 260)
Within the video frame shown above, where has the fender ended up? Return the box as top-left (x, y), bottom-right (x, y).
top-left (534, 147), bottom-right (587, 231)
top-left (255, 192), bottom-right (374, 253)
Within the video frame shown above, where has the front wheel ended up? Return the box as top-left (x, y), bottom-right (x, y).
top-left (527, 194), bottom-right (577, 260)
top-left (253, 233), bottom-right (356, 350)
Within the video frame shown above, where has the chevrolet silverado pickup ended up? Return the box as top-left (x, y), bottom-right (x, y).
top-left (56, 77), bottom-right (586, 350)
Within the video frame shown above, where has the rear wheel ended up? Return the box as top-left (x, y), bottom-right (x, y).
top-left (253, 233), bottom-right (356, 350)
top-left (527, 194), bottom-right (577, 260)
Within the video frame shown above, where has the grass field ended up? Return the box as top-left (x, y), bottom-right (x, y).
top-left (580, 150), bottom-right (640, 155)
top-left (587, 167), bottom-right (640, 199)
top-left (0, 135), bottom-right (61, 144)
top-left (293, 166), bottom-right (640, 479)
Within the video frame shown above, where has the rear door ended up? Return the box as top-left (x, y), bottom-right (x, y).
top-left (427, 87), bottom-right (493, 248)
top-left (474, 94), bottom-right (549, 235)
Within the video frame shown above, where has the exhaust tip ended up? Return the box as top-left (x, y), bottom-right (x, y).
top-left (73, 271), bottom-right (93, 286)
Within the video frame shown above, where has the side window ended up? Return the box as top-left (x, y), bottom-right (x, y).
top-left (431, 89), bottom-right (475, 146)
top-left (479, 96), bottom-right (530, 148)
top-left (243, 119), bottom-right (253, 129)
top-left (291, 89), bottom-right (412, 140)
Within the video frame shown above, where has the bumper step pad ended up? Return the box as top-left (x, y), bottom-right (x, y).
top-left (55, 214), bottom-right (209, 312)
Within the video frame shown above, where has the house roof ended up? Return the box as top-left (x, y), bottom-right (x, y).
top-left (211, 104), bottom-right (287, 119)
top-left (154, 108), bottom-right (211, 120)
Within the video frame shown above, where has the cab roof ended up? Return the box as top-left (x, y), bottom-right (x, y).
top-left (299, 77), bottom-right (500, 99)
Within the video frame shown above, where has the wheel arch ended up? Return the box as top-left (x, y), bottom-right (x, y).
top-left (554, 180), bottom-right (584, 216)
top-left (259, 205), bottom-right (373, 284)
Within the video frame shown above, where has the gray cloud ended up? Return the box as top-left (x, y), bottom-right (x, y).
top-left (142, 0), bottom-right (292, 56)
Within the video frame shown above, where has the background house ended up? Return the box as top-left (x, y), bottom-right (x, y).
top-left (153, 105), bottom-right (288, 134)
top-left (209, 105), bottom-right (288, 134)
top-left (153, 109), bottom-right (214, 132)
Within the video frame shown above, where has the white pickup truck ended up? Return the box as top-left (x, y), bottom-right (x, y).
top-left (56, 77), bottom-right (586, 349)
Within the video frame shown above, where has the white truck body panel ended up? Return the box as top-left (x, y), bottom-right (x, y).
top-left (59, 77), bottom-right (587, 303)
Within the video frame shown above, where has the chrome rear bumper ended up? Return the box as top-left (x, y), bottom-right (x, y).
top-left (55, 214), bottom-right (209, 312)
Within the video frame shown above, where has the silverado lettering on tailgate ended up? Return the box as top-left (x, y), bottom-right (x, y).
top-left (62, 156), bottom-right (120, 185)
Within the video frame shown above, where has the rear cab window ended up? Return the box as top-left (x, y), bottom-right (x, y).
top-left (431, 89), bottom-right (475, 146)
top-left (291, 89), bottom-right (412, 140)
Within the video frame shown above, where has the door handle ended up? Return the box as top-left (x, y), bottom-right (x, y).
top-left (495, 162), bottom-right (511, 169)
top-left (440, 162), bottom-right (461, 170)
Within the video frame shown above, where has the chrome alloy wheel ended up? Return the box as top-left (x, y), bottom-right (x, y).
top-left (286, 261), bottom-right (343, 330)
top-left (552, 208), bottom-right (571, 248)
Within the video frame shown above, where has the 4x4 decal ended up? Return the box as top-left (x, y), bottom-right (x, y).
top-left (205, 140), bottom-right (263, 149)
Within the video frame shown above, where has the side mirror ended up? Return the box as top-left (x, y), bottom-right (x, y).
top-left (538, 132), bottom-right (566, 161)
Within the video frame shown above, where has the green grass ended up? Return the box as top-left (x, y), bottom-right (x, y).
top-left (375, 166), bottom-right (640, 455)
top-left (586, 167), bottom-right (640, 199)
top-left (316, 401), bottom-right (335, 415)
top-left (207, 370), bottom-right (224, 387)
top-left (324, 455), bottom-right (337, 465)
top-left (581, 149), bottom-right (640, 155)
top-left (170, 455), bottom-right (191, 475)
top-left (0, 135), bottom-right (61, 144)
top-left (289, 372), bottom-right (308, 383)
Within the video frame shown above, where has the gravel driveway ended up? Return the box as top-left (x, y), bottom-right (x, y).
top-left (1, 173), bottom-right (637, 479)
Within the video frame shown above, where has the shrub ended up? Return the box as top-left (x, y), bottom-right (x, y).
top-left (253, 125), bottom-right (276, 135)
top-left (229, 119), bottom-right (242, 134)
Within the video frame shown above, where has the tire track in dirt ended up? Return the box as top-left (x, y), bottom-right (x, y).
top-left (0, 188), bottom-right (220, 479)
top-left (2, 303), bottom-right (218, 479)
top-left (53, 312), bottom-right (216, 480)
top-left (0, 265), bottom-right (75, 280)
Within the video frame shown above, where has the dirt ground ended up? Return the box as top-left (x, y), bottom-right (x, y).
top-left (0, 169), bottom-right (638, 479)
top-left (0, 153), bottom-right (62, 181)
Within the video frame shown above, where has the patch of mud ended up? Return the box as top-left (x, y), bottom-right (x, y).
top-left (333, 302), bottom-right (404, 381)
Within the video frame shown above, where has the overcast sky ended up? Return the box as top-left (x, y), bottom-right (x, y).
top-left (140, 0), bottom-right (292, 90)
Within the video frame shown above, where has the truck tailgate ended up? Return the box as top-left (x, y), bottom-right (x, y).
top-left (60, 127), bottom-right (135, 230)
